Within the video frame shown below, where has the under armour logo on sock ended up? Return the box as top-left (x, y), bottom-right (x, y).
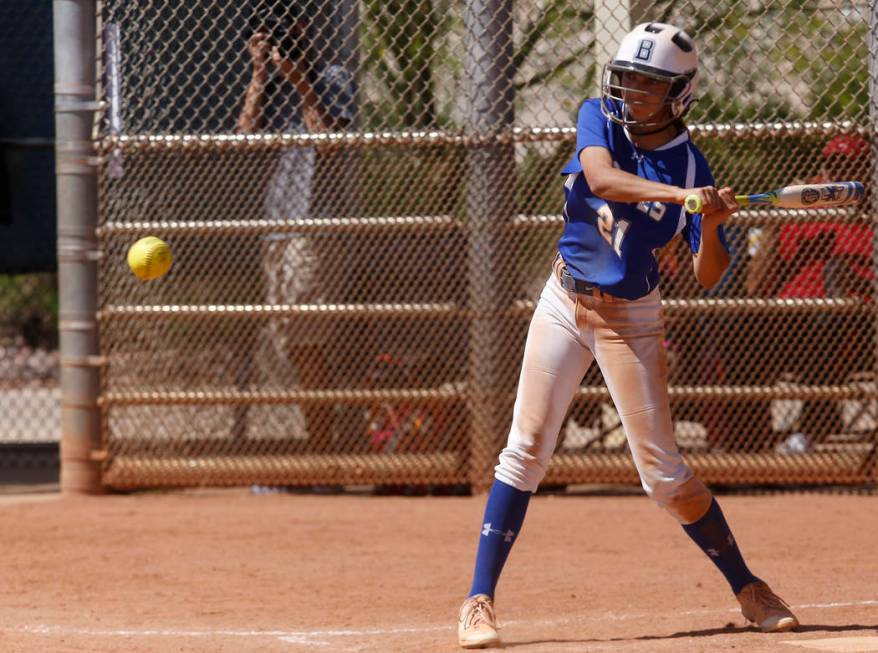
top-left (707, 534), bottom-right (736, 558)
top-left (482, 522), bottom-right (516, 542)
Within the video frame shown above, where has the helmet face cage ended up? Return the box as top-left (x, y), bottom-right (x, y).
top-left (600, 62), bottom-right (694, 130)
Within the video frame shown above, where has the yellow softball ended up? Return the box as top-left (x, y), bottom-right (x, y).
top-left (127, 236), bottom-right (173, 280)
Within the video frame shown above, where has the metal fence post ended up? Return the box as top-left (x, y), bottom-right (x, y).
top-left (54, 0), bottom-right (101, 493)
top-left (464, 0), bottom-right (514, 493)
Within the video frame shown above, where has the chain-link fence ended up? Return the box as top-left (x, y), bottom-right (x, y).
top-left (93, 0), bottom-right (877, 490)
top-left (0, 2), bottom-right (59, 482)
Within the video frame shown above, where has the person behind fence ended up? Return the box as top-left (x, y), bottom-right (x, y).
top-left (236, 4), bottom-right (354, 453)
top-left (456, 23), bottom-right (799, 649)
top-left (746, 134), bottom-right (872, 454)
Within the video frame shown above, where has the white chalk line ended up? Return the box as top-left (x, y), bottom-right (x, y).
top-left (6, 598), bottom-right (877, 646)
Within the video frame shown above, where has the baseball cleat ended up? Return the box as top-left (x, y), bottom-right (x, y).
top-left (457, 593), bottom-right (500, 648)
top-left (736, 580), bottom-right (799, 632)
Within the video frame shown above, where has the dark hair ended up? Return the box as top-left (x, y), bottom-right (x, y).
top-left (248, 4), bottom-right (320, 85)
top-left (250, 4), bottom-right (318, 59)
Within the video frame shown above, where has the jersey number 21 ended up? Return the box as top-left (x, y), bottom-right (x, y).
top-left (597, 205), bottom-right (629, 257)
top-left (598, 202), bottom-right (666, 257)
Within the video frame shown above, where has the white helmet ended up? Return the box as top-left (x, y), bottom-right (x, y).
top-left (600, 22), bottom-right (698, 131)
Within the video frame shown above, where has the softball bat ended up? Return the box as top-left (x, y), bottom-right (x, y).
top-left (684, 181), bottom-right (864, 214)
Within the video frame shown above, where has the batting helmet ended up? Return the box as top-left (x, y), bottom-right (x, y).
top-left (600, 22), bottom-right (698, 131)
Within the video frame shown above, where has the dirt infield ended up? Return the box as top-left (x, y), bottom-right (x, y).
top-left (0, 489), bottom-right (876, 653)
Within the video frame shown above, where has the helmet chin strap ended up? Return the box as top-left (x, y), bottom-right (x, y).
top-left (623, 102), bottom-right (680, 136)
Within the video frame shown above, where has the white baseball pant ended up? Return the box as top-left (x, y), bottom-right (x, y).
top-left (495, 257), bottom-right (712, 524)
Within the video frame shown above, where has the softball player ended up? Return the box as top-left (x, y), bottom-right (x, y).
top-left (457, 23), bottom-right (798, 648)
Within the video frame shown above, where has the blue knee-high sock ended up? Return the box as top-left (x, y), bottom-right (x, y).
top-left (469, 478), bottom-right (532, 598)
top-left (682, 497), bottom-right (759, 595)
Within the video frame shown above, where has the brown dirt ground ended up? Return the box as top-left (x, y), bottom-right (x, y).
top-left (0, 489), bottom-right (876, 653)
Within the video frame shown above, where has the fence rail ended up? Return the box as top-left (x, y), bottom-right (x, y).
top-left (98, 120), bottom-right (869, 151)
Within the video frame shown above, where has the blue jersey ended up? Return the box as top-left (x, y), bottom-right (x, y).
top-left (558, 98), bottom-right (728, 300)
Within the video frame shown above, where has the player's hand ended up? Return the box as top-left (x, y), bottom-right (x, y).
top-left (247, 32), bottom-right (272, 74)
top-left (702, 187), bottom-right (738, 225)
top-left (683, 186), bottom-right (738, 225)
top-left (680, 186), bottom-right (728, 213)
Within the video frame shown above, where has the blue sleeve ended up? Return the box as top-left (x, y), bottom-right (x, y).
top-left (683, 153), bottom-right (729, 255)
top-left (575, 99), bottom-right (609, 155)
top-left (315, 65), bottom-right (356, 125)
top-left (561, 98), bottom-right (608, 174)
